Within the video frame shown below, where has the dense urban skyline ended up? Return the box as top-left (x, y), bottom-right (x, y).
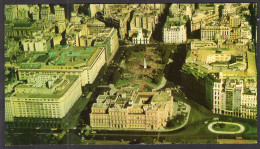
top-left (4, 3), bottom-right (257, 145)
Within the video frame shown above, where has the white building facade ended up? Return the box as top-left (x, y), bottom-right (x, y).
top-left (163, 24), bottom-right (187, 43)
top-left (9, 75), bottom-right (82, 119)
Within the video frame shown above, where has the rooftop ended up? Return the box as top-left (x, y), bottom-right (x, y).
top-left (13, 20), bottom-right (35, 27)
top-left (11, 75), bottom-right (79, 99)
top-left (91, 90), bottom-right (173, 113)
top-left (86, 18), bottom-right (105, 27)
top-left (164, 17), bottom-right (185, 28)
top-left (19, 45), bottom-right (104, 69)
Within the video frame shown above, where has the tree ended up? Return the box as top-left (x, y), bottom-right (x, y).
top-left (135, 44), bottom-right (146, 52)
top-left (139, 136), bottom-right (154, 144)
top-left (82, 85), bottom-right (91, 93)
top-left (156, 45), bottom-right (166, 57)
top-left (156, 45), bottom-right (172, 64)
top-left (153, 75), bottom-right (160, 84)
top-left (59, 133), bottom-right (82, 144)
top-left (111, 70), bottom-right (121, 84)
top-left (166, 114), bottom-right (185, 127)
top-left (175, 114), bottom-right (185, 121)
top-left (78, 4), bottom-right (89, 15)
top-left (88, 140), bottom-right (96, 145)
top-left (219, 123), bottom-right (225, 128)
top-left (124, 49), bottom-right (132, 60)
top-left (10, 54), bottom-right (17, 62)
top-left (160, 137), bottom-right (166, 143)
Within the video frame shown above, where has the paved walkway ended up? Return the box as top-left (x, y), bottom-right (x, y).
top-left (208, 121), bottom-right (245, 134)
top-left (129, 73), bottom-right (138, 86)
top-left (217, 139), bottom-right (257, 144)
top-left (153, 76), bottom-right (167, 91)
top-left (138, 77), bottom-right (147, 91)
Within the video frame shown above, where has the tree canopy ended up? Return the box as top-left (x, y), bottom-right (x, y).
top-left (139, 136), bottom-right (154, 144)
top-left (156, 44), bottom-right (174, 64)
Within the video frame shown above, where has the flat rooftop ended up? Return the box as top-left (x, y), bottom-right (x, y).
top-left (19, 45), bottom-right (104, 69)
top-left (49, 45), bottom-right (102, 67)
top-left (12, 75), bottom-right (79, 99)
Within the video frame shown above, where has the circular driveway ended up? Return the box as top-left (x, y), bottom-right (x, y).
top-left (208, 121), bottom-right (245, 134)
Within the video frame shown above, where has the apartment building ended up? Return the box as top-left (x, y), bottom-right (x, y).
top-left (8, 75), bottom-right (81, 119)
top-left (18, 45), bottom-right (106, 86)
top-left (163, 18), bottom-right (187, 43)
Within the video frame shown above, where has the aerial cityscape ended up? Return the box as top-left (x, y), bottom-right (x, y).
top-left (4, 3), bottom-right (257, 145)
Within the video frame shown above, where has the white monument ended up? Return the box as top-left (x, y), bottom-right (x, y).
top-left (144, 54), bottom-right (147, 69)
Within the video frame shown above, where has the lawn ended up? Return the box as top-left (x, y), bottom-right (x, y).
top-left (133, 84), bottom-right (140, 88)
top-left (115, 77), bottom-right (133, 86)
top-left (125, 60), bottom-right (137, 66)
top-left (212, 123), bottom-right (241, 132)
top-left (131, 52), bottom-right (144, 58)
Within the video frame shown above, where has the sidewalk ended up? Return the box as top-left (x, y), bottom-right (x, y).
top-left (153, 76), bottom-right (167, 91)
top-left (217, 139), bottom-right (257, 144)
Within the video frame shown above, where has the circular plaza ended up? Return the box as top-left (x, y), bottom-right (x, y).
top-left (208, 121), bottom-right (245, 134)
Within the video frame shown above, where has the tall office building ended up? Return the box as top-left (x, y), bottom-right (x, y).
top-left (40, 4), bottom-right (50, 20)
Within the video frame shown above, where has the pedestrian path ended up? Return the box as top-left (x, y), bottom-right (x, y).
top-left (153, 76), bottom-right (167, 91)
top-left (138, 77), bottom-right (147, 91)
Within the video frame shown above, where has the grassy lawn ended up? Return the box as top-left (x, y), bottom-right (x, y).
top-left (126, 60), bottom-right (137, 66)
top-left (133, 84), bottom-right (140, 88)
top-left (212, 123), bottom-right (241, 132)
top-left (131, 52), bottom-right (144, 58)
top-left (115, 77), bottom-right (133, 86)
